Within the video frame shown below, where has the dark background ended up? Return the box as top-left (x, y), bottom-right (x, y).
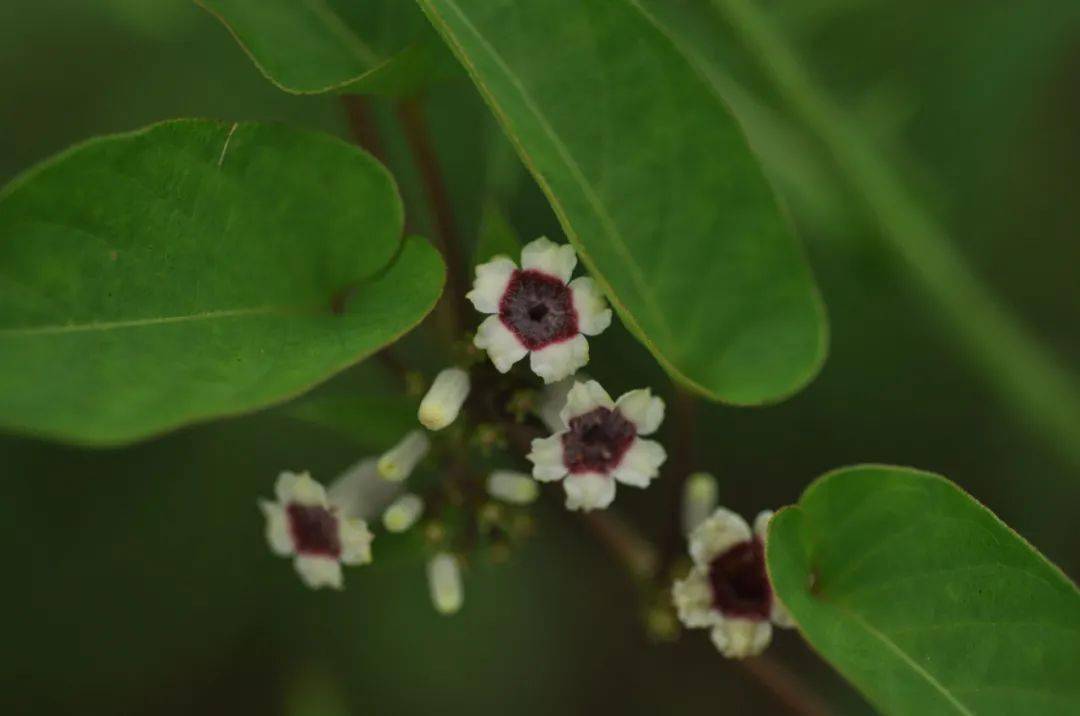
top-left (2, 1), bottom-right (1078, 714)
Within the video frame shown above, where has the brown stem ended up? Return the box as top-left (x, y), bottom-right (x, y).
top-left (657, 388), bottom-right (698, 577)
top-left (341, 95), bottom-right (386, 163)
top-left (741, 654), bottom-right (833, 716)
top-left (396, 96), bottom-right (468, 336)
top-left (580, 511), bottom-right (658, 580)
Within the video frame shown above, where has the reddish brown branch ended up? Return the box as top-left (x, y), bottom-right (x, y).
top-left (741, 654), bottom-right (833, 716)
top-left (395, 96), bottom-right (468, 336)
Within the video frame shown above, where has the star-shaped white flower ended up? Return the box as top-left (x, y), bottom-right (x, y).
top-left (467, 237), bottom-right (612, 383)
top-left (526, 380), bottom-right (666, 511)
top-left (259, 471), bottom-right (374, 590)
top-left (672, 508), bottom-right (794, 658)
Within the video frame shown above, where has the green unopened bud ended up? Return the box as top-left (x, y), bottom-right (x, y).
top-left (682, 472), bottom-right (719, 535)
top-left (381, 493), bottom-right (424, 533)
top-left (486, 470), bottom-right (540, 505)
top-left (427, 552), bottom-right (463, 615)
top-left (418, 367), bottom-right (471, 431)
top-left (377, 430), bottom-right (430, 481)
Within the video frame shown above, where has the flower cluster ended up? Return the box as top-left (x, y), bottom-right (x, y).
top-left (257, 235), bottom-right (793, 659)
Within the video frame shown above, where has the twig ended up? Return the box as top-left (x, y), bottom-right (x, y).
top-left (340, 95), bottom-right (386, 162)
top-left (580, 511), bottom-right (658, 580)
top-left (396, 96), bottom-right (469, 337)
top-left (657, 389), bottom-right (698, 576)
top-left (741, 654), bottom-right (833, 716)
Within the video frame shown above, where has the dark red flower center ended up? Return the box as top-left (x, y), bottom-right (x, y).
top-left (499, 269), bottom-right (578, 350)
top-left (286, 503), bottom-right (341, 557)
top-left (561, 406), bottom-right (636, 474)
top-left (707, 537), bottom-right (772, 620)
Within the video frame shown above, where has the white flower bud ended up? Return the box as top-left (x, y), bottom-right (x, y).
top-left (486, 470), bottom-right (540, 505)
top-left (427, 552), bottom-right (463, 615)
top-left (382, 493), bottom-right (424, 533)
top-left (418, 367), bottom-right (471, 431)
top-left (682, 472), bottom-right (719, 535)
top-left (377, 430), bottom-right (430, 481)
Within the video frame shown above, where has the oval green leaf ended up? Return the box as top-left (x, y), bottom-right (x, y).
top-left (0, 120), bottom-right (444, 445)
top-left (197, 0), bottom-right (444, 95)
top-left (417, 0), bottom-right (827, 404)
top-left (768, 465), bottom-right (1080, 715)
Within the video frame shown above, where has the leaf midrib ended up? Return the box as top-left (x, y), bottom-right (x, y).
top-left (0, 305), bottom-right (303, 337)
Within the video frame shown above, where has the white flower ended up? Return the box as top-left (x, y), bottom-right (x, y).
top-left (672, 508), bottom-right (794, 658)
top-left (486, 470), bottom-right (540, 505)
top-left (377, 430), bottom-right (430, 481)
top-left (418, 367), bottom-right (471, 431)
top-left (427, 552), bottom-right (464, 615)
top-left (682, 472), bottom-right (719, 535)
top-left (259, 471), bottom-right (374, 590)
top-left (466, 236), bottom-right (612, 383)
top-left (382, 493), bottom-right (424, 533)
top-left (526, 380), bottom-right (666, 511)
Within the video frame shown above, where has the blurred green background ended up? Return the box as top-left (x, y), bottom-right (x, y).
top-left (2, 1), bottom-right (1077, 714)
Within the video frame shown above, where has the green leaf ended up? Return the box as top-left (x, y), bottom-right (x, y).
top-left (417, 0), bottom-right (827, 404)
top-left (473, 201), bottom-right (521, 266)
top-left (768, 465), bottom-right (1080, 716)
top-left (278, 362), bottom-right (417, 451)
top-left (197, 0), bottom-right (446, 95)
top-left (0, 120), bottom-right (444, 445)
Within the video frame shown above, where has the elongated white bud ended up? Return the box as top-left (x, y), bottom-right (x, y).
top-left (427, 552), bottom-right (463, 615)
top-left (418, 367), bottom-right (471, 430)
top-left (486, 470), bottom-right (540, 505)
top-left (377, 430), bottom-right (430, 481)
top-left (682, 472), bottom-right (719, 535)
top-left (382, 493), bottom-right (424, 533)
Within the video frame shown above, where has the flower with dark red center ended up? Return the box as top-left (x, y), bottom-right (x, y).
top-left (527, 380), bottom-right (666, 511)
top-left (467, 237), bottom-right (612, 383)
top-left (260, 470), bottom-right (374, 590)
top-left (672, 508), bottom-right (794, 658)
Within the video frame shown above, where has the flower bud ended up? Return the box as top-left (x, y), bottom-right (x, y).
top-left (427, 552), bottom-right (463, 615)
top-left (682, 472), bottom-right (718, 535)
top-left (486, 470), bottom-right (540, 505)
top-left (418, 367), bottom-right (471, 430)
top-left (377, 430), bottom-right (430, 481)
top-left (382, 493), bottom-right (424, 533)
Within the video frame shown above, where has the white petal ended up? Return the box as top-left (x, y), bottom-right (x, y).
top-left (427, 553), bottom-right (464, 615)
top-left (612, 438), bottom-right (666, 487)
top-left (465, 256), bottom-right (516, 313)
top-left (474, 315), bottom-right (528, 373)
top-left (672, 567), bottom-right (720, 629)
top-left (294, 555), bottom-right (343, 590)
top-left (527, 434), bottom-right (568, 482)
top-left (486, 470), bottom-right (540, 505)
top-left (418, 367), bottom-right (471, 431)
top-left (278, 471), bottom-right (327, 507)
top-left (520, 236), bottom-right (576, 282)
top-left (568, 276), bottom-right (612, 336)
top-left (274, 471), bottom-right (301, 503)
top-left (377, 430), bottom-right (430, 482)
top-left (681, 472), bottom-right (719, 536)
top-left (559, 379), bottom-right (614, 425)
top-left (689, 507), bottom-right (752, 566)
top-left (536, 376), bottom-right (578, 432)
top-left (563, 473), bottom-right (617, 511)
top-left (615, 388), bottom-right (666, 436)
top-left (529, 334), bottom-right (589, 383)
top-left (339, 517), bottom-right (374, 565)
top-left (753, 510), bottom-right (775, 541)
top-left (709, 619), bottom-right (772, 659)
top-left (259, 500), bottom-right (294, 556)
